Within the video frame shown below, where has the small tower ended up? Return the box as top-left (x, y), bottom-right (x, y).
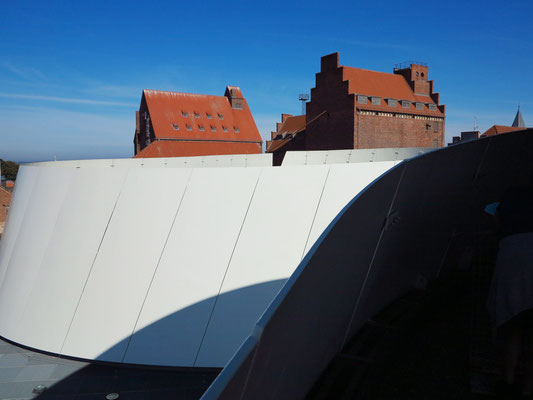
top-left (512, 105), bottom-right (526, 128)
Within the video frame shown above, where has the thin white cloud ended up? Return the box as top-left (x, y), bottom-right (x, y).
top-left (1, 62), bottom-right (47, 81)
top-left (0, 92), bottom-right (136, 107)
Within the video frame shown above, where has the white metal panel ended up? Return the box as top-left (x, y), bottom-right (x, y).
top-left (61, 168), bottom-right (192, 361)
top-left (0, 166), bottom-right (40, 287)
top-left (0, 167), bottom-right (75, 341)
top-left (195, 165), bottom-right (330, 367)
top-left (304, 161), bottom-right (396, 254)
top-left (13, 167), bottom-right (128, 354)
top-left (123, 167), bottom-right (262, 366)
top-left (242, 154), bottom-right (272, 167)
top-left (29, 154), bottom-right (272, 169)
top-left (304, 151), bottom-right (328, 165)
top-left (280, 151), bottom-right (307, 166)
top-left (324, 150), bottom-right (352, 164)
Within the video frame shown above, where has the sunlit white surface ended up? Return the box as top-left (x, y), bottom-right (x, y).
top-left (0, 150), bottom-right (406, 367)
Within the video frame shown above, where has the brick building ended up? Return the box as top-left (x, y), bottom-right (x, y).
top-left (480, 106), bottom-right (527, 138)
top-left (0, 186), bottom-right (12, 237)
top-left (268, 53), bottom-right (446, 164)
top-left (133, 86), bottom-right (262, 158)
top-left (266, 114), bottom-right (306, 166)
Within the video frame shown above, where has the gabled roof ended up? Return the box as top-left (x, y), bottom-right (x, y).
top-left (277, 115), bottom-right (306, 136)
top-left (512, 106), bottom-right (526, 128)
top-left (143, 88), bottom-right (262, 143)
top-left (342, 67), bottom-right (444, 117)
top-left (481, 125), bottom-right (524, 137)
top-left (134, 141), bottom-right (262, 158)
top-left (267, 115), bottom-right (306, 153)
top-left (266, 138), bottom-right (292, 153)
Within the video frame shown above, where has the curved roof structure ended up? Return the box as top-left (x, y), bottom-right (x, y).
top-left (203, 129), bottom-right (533, 399)
top-left (0, 148), bottom-right (419, 370)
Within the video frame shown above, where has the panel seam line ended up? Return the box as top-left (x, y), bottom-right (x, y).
top-left (341, 163), bottom-right (406, 348)
top-left (193, 171), bottom-right (262, 367)
top-left (59, 172), bottom-right (129, 356)
top-left (121, 170), bottom-right (194, 362)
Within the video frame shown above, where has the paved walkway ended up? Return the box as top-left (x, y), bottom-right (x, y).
top-left (0, 338), bottom-right (218, 400)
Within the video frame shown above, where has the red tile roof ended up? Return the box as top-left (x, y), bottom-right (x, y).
top-left (134, 140), bottom-right (261, 158)
top-left (143, 88), bottom-right (262, 144)
top-left (266, 138), bottom-right (292, 153)
top-left (0, 185), bottom-right (12, 225)
top-left (277, 115), bottom-right (306, 136)
top-left (481, 125), bottom-right (524, 137)
top-left (342, 67), bottom-right (444, 117)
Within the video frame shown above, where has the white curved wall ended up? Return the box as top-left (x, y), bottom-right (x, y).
top-left (0, 153), bottom-right (397, 368)
top-left (202, 130), bottom-right (533, 399)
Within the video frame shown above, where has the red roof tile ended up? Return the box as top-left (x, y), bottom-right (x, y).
top-left (342, 67), bottom-right (444, 117)
top-left (134, 141), bottom-right (262, 158)
top-left (0, 186), bottom-right (12, 224)
top-left (277, 115), bottom-right (306, 136)
top-left (143, 89), bottom-right (262, 144)
top-left (481, 125), bottom-right (524, 137)
top-left (266, 138), bottom-right (292, 153)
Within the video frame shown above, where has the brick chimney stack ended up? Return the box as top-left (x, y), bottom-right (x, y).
top-left (394, 63), bottom-right (430, 96)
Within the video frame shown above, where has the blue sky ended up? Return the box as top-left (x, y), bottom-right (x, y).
top-left (1, 0), bottom-right (531, 162)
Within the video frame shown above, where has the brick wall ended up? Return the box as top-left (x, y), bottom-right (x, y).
top-left (306, 54), bottom-right (355, 150)
top-left (135, 96), bottom-right (154, 154)
top-left (356, 113), bottom-right (445, 148)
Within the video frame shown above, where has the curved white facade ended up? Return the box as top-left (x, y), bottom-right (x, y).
top-left (0, 149), bottom-right (417, 368)
top-left (202, 130), bottom-right (533, 399)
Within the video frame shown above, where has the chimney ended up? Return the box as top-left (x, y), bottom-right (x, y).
top-left (225, 86), bottom-right (244, 110)
top-left (394, 63), bottom-right (430, 96)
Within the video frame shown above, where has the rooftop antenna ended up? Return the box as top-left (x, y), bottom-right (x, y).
top-left (473, 116), bottom-right (478, 132)
top-left (299, 94), bottom-right (309, 115)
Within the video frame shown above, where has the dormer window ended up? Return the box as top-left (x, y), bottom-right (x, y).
top-left (172, 123), bottom-right (179, 130)
top-left (428, 103), bottom-right (437, 111)
top-left (387, 98), bottom-right (397, 107)
top-left (206, 113), bottom-right (212, 119)
top-left (198, 125), bottom-right (204, 131)
top-left (415, 102), bottom-right (424, 110)
top-left (357, 95), bottom-right (367, 104)
top-left (371, 96), bottom-right (381, 105)
top-left (218, 113), bottom-right (224, 120)
top-left (401, 100), bottom-right (411, 109)
top-left (222, 126), bottom-right (228, 132)
top-left (234, 126), bottom-right (240, 133)
top-left (182, 111), bottom-right (188, 117)
top-left (186, 124), bottom-right (192, 131)
top-left (210, 125), bottom-right (216, 132)
top-left (194, 112), bottom-right (200, 118)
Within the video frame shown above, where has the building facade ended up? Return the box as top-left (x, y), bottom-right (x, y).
top-left (306, 53), bottom-right (445, 150)
top-left (133, 86), bottom-right (262, 158)
top-left (268, 53), bottom-right (446, 164)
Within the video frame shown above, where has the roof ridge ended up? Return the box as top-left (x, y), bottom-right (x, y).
top-left (144, 89), bottom-right (223, 98)
top-left (342, 65), bottom-right (402, 77)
